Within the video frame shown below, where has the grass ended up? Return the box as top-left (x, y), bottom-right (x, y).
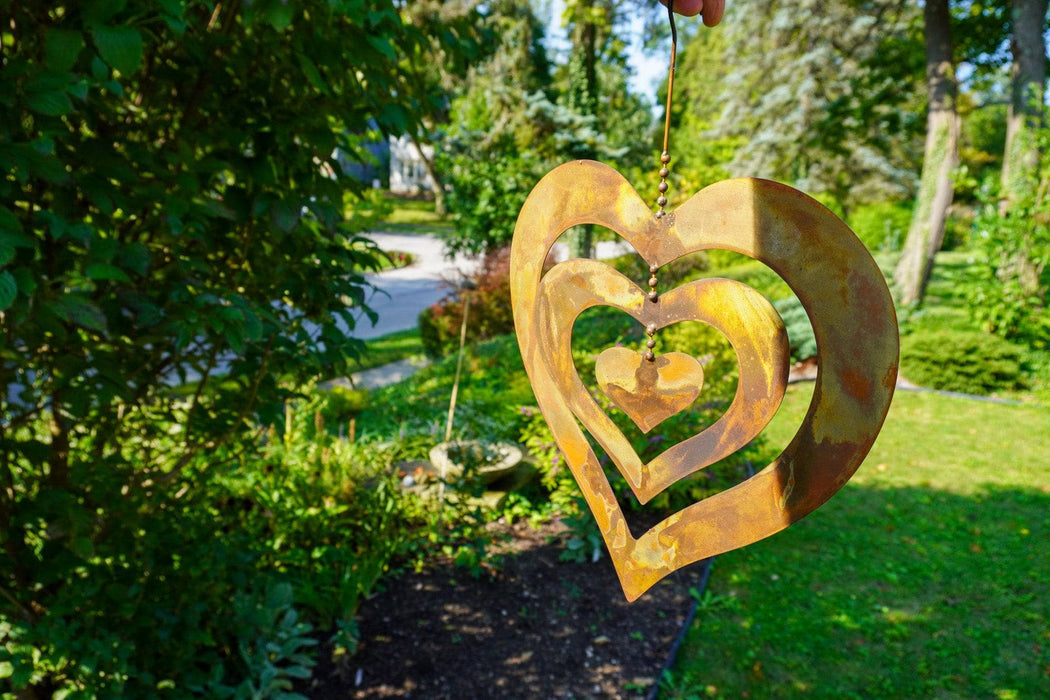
top-left (660, 384), bottom-right (1050, 699)
top-left (377, 195), bottom-right (454, 234)
top-left (351, 328), bottom-right (425, 373)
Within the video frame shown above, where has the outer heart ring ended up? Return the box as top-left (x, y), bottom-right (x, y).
top-left (511, 160), bottom-right (899, 601)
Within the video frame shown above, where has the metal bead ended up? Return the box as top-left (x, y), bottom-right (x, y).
top-left (658, 182), bottom-right (668, 193)
top-left (648, 290), bottom-right (658, 301)
top-left (646, 339), bottom-right (656, 349)
top-left (660, 167), bottom-right (670, 178)
top-left (649, 264), bottom-right (659, 274)
top-left (644, 351), bottom-right (655, 362)
top-left (657, 196), bottom-right (668, 207)
top-left (660, 152), bottom-right (671, 164)
top-left (646, 323), bottom-right (657, 335)
top-left (648, 276), bottom-right (659, 288)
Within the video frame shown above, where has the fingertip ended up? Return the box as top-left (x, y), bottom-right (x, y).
top-left (701, 0), bottom-right (725, 26)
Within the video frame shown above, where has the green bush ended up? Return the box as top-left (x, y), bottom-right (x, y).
top-left (900, 329), bottom-right (1027, 395)
top-left (962, 126), bottom-right (1050, 347)
top-left (418, 248), bottom-right (517, 358)
top-left (0, 1), bottom-right (475, 695)
top-left (847, 200), bottom-right (913, 252)
top-left (0, 407), bottom-right (408, 697)
top-left (773, 295), bottom-right (817, 363)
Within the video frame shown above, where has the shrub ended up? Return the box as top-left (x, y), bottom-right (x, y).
top-left (964, 129), bottom-right (1050, 347)
top-left (847, 200), bottom-right (913, 252)
top-left (0, 1), bottom-right (472, 695)
top-left (900, 329), bottom-right (1027, 395)
top-left (773, 295), bottom-right (817, 363)
top-left (418, 247), bottom-right (516, 358)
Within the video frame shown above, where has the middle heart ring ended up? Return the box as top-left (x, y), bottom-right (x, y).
top-left (535, 259), bottom-right (789, 504)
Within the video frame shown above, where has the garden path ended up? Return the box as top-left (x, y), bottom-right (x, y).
top-left (352, 232), bottom-right (633, 340)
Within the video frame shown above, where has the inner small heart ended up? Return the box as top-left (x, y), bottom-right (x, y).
top-left (595, 347), bottom-right (704, 434)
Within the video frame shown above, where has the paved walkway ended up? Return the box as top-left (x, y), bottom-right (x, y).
top-left (350, 232), bottom-right (481, 340)
top-left (351, 232), bottom-right (632, 340)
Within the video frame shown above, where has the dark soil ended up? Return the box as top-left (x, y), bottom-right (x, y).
top-left (299, 518), bottom-right (706, 700)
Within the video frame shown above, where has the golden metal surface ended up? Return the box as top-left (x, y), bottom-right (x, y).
top-left (511, 160), bottom-right (899, 602)
top-left (595, 348), bottom-right (703, 433)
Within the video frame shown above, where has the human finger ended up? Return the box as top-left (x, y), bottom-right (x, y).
top-left (658, 0), bottom-right (724, 26)
top-left (660, 0), bottom-right (703, 16)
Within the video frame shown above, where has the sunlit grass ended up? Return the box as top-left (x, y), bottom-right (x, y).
top-left (661, 385), bottom-right (1050, 698)
top-left (378, 196), bottom-right (454, 233)
top-left (352, 328), bottom-right (425, 373)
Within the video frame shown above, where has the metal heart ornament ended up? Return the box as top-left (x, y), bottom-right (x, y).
top-left (510, 160), bottom-right (898, 602)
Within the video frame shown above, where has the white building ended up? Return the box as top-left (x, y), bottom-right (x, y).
top-left (389, 135), bottom-right (437, 195)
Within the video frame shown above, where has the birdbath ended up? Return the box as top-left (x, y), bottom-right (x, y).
top-left (429, 440), bottom-right (523, 486)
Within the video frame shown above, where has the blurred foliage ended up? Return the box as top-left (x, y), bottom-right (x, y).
top-left (773, 296), bottom-right (817, 364)
top-left (847, 200), bottom-right (914, 252)
top-left (685, 0), bottom-right (924, 215)
top-left (901, 329), bottom-right (1027, 395)
top-left (0, 0), bottom-right (477, 695)
top-left (966, 131), bottom-right (1050, 347)
top-left (436, 0), bottom-right (653, 256)
top-left (418, 248), bottom-right (517, 359)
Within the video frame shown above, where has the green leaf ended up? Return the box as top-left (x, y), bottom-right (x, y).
top-left (70, 536), bottom-right (94, 559)
top-left (297, 53), bottom-right (329, 94)
top-left (56, 295), bottom-right (107, 331)
top-left (120, 242), bottom-right (150, 275)
top-left (86, 263), bottom-right (130, 282)
top-left (45, 30), bottom-right (85, 71)
top-left (0, 206), bottom-right (23, 236)
top-left (12, 268), bottom-right (36, 295)
top-left (27, 90), bottom-right (73, 116)
top-left (83, 0), bottom-right (128, 27)
top-left (0, 271), bottom-right (16, 310)
top-left (0, 242), bottom-right (13, 266)
top-left (267, 1), bottom-right (295, 31)
top-left (379, 103), bottom-right (407, 134)
top-left (11, 662), bottom-right (32, 688)
top-left (242, 310), bottom-right (262, 341)
top-left (366, 35), bottom-right (397, 62)
top-left (272, 200), bottom-right (301, 233)
top-left (91, 26), bottom-right (143, 75)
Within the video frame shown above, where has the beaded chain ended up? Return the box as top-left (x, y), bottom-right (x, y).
top-left (646, 0), bottom-right (679, 361)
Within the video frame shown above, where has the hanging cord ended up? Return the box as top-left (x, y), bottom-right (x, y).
top-left (655, 0), bottom-right (677, 217)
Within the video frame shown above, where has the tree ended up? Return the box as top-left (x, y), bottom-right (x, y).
top-left (895, 0), bottom-right (960, 306)
top-left (437, 0), bottom-right (652, 257)
top-left (0, 0), bottom-right (466, 693)
top-left (1001, 0), bottom-right (1048, 201)
top-left (399, 0), bottom-right (488, 217)
top-left (708, 0), bottom-right (922, 216)
top-left (437, 1), bottom-right (556, 255)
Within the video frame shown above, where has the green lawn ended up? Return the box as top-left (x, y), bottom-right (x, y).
top-left (352, 328), bottom-right (425, 372)
top-left (661, 384), bottom-right (1050, 698)
top-left (377, 196), bottom-right (454, 234)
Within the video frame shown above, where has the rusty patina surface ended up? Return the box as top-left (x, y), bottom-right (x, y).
top-left (511, 160), bottom-right (899, 602)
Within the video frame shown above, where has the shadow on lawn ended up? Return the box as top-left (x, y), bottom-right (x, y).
top-left (663, 482), bottom-right (1050, 698)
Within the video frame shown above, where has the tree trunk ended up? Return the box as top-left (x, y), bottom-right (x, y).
top-left (565, 2), bottom-right (601, 259)
top-left (894, 0), bottom-right (958, 307)
top-left (1001, 0), bottom-right (1048, 201)
top-left (408, 133), bottom-right (447, 218)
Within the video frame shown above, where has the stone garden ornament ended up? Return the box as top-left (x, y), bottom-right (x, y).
top-left (510, 1), bottom-right (899, 601)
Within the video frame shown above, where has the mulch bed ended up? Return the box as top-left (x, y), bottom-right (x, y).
top-left (298, 518), bottom-right (705, 700)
